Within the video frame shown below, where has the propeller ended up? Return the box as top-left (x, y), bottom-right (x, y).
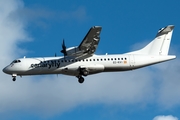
top-left (61, 39), bottom-right (67, 56)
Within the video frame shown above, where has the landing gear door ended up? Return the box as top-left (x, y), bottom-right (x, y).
top-left (129, 55), bottom-right (135, 69)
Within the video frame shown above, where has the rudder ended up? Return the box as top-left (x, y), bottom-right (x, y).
top-left (157, 25), bottom-right (174, 55)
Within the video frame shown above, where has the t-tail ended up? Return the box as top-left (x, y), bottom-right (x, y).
top-left (126, 25), bottom-right (176, 69)
top-left (126, 25), bottom-right (175, 55)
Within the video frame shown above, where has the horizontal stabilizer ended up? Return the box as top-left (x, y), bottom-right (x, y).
top-left (156, 25), bottom-right (174, 37)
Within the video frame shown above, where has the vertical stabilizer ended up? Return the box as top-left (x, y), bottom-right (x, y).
top-left (126, 25), bottom-right (174, 55)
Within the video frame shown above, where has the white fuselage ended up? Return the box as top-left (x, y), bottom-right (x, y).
top-left (3, 54), bottom-right (176, 77)
top-left (2, 25), bottom-right (176, 83)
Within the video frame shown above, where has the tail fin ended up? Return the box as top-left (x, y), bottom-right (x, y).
top-left (126, 25), bottom-right (174, 55)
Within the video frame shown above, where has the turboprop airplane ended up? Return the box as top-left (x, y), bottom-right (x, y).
top-left (3, 25), bottom-right (176, 83)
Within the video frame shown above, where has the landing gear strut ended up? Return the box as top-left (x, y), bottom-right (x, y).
top-left (77, 76), bottom-right (84, 84)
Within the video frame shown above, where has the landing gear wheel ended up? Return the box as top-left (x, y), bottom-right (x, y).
top-left (78, 77), bottom-right (84, 84)
top-left (12, 77), bottom-right (16, 81)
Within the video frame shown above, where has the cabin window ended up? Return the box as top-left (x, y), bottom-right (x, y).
top-left (104, 58), bottom-right (106, 61)
top-left (114, 58), bottom-right (116, 60)
top-left (111, 58), bottom-right (113, 60)
top-left (97, 59), bottom-right (99, 61)
top-left (93, 59), bottom-right (95, 61)
top-left (89, 59), bottom-right (92, 61)
top-left (108, 58), bottom-right (110, 61)
top-left (101, 59), bottom-right (103, 61)
top-left (125, 58), bottom-right (127, 60)
top-left (65, 60), bottom-right (67, 62)
top-left (86, 59), bottom-right (88, 61)
top-left (118, 58), bottom-right (120, 60)
top-left (61, 60), bottom-right (63, 63)
top-left (121, 58), bottom-right (123, 60)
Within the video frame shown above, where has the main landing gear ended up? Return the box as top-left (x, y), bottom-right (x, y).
top-left (77, 68), bottom-right (89, 84)
top-left (77, 76), bottom-right (84, 84)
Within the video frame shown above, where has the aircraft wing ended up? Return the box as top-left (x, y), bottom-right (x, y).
top-left (63, 26), bottom-right (102, 58)
top-left (78, 26), bottom-right (102, 56)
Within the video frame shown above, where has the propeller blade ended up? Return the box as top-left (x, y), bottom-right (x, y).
top-left (60, 39), bottom-right (67, 56)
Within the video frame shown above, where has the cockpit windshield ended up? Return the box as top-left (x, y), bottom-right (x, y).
top-left (11, 60), bottom-right (21, 64)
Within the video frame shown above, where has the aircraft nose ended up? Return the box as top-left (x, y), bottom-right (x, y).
top-left (2, 66), bottom-right (10, 74)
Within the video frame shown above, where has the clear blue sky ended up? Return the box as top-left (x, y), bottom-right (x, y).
top-left (0, 0), bottom-right (180, 120)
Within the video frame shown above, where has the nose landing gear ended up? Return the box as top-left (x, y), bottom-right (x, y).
top-left (12, 74), bottom-right (17, 81)
top-left (12, 77), bottom-right (16, 81)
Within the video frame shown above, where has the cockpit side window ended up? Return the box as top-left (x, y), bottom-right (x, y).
top-left (11, 60), bottom-right (21, 64)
